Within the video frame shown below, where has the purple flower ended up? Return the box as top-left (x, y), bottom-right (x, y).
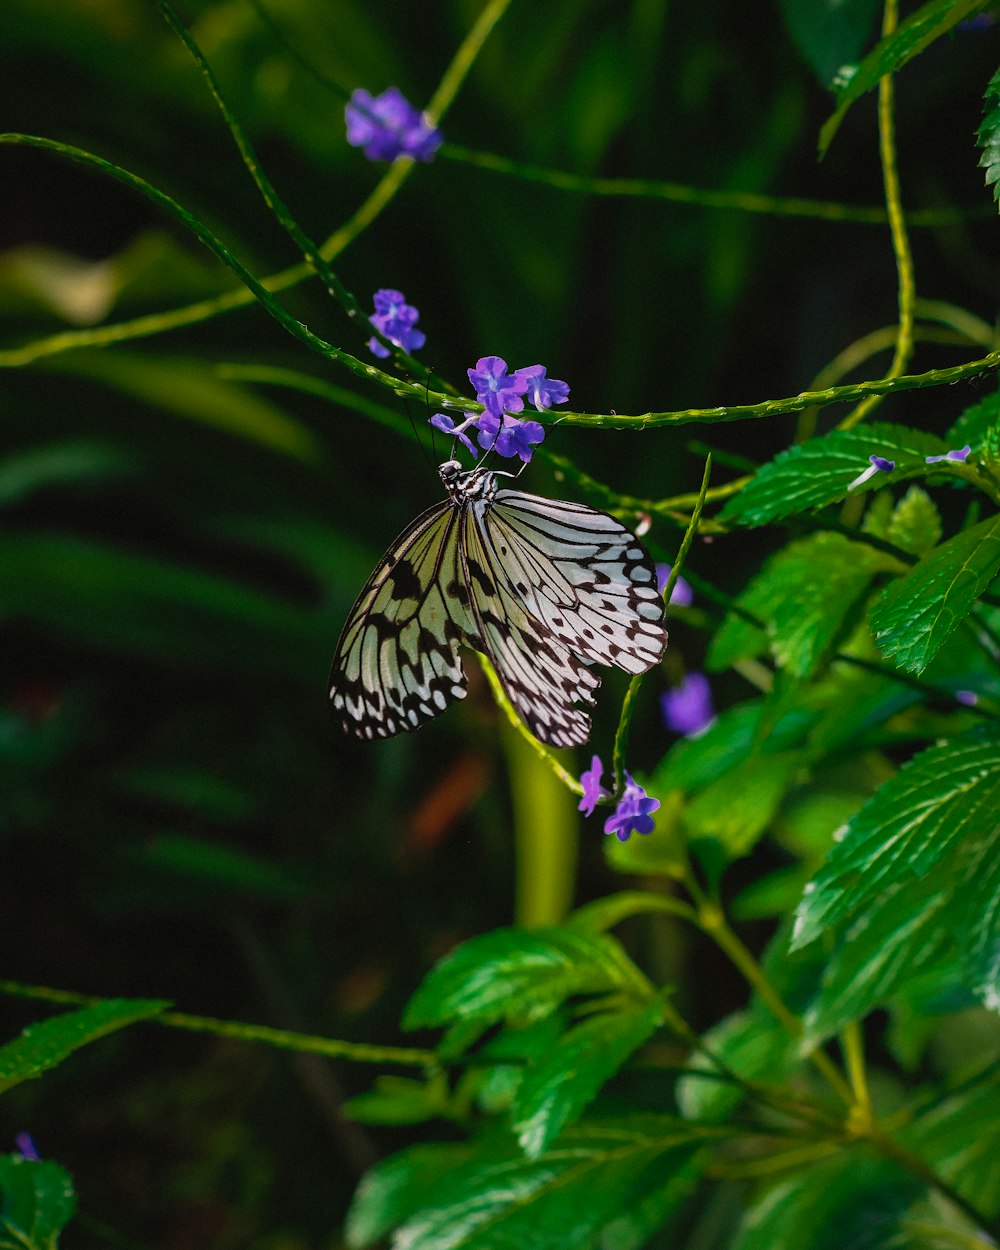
top-left (656, 564), bottom-right (694, 607)
top-left (367, 288), bottom-right (426, 358)
top-left (926, 445), bottom-right (972, 464)
top-left (468, 357), bottom-right (529, 418)
top-left (661, 672), bottom-right (715, 737)
top-left (848, 454), bottom-right (895, 491)
top-left (603, 773), bottom-right (660, 842)
top-left (345, 88), bottom-right (442, 163)
top-left (15, 1133), bottom-right (41, 1162)
top-left (515, 365), bottom-right (570, 411)
top-left (578, 755), bottom-right (610, 817)
top-left (956, 690), bottom-right (979, 706)
top-left (476, 412), bottom-right (545, 463)
top-left (429, 412), bottom-right (478, 456)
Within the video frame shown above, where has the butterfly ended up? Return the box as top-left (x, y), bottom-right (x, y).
top-left (329, 459), bottom-right (669, 747)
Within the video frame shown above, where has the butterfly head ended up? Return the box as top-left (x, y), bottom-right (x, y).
top-left (439, 459), bottom-right (497, 504)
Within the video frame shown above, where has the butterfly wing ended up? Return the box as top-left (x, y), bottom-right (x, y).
top-left (459, 501), bottom-right (602, 748)
top-left (487, 490), bottom-right (668, 673)
top-left (329, 500), bottom-right (478, 738)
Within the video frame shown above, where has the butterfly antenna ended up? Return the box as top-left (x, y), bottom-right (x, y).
top-left (406, 389), bottom-right (438, 474)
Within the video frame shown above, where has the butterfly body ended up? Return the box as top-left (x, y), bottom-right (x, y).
top-left (329, 461), bottom-right (668, 747)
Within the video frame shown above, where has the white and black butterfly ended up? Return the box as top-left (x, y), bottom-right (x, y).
top-left (329, 459), bottom-right (668, 747)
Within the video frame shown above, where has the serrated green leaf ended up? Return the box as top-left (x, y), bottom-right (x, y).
top-left (978, 67), bottom-right (1000, 211)
top-left (0, 1156), bottom-right (76, 1250)
top-left (902, 1069), bottom-right (1000, 1216)
top-left (731, 1152), bottom-right (921, 1250)
top-left (0, 998), bottom-right (168, 1095)
top-left (779, 0), bottom-right (881, 87)
top-left (347, 1119), bottom-right (702, 1250)
top-left (951, 824), bottom-right (1000, 1010)
top-left (870, 515), bottom-right (1000, 674)
top-left (676, 1008), bottom-right (799, 1123)
top-left (946, 389), bottom-right (1000, 457)
top-left (802, 874), bottom-right (953, 1045)
top-left (721, 424), bottom-right (949, 528)
top-left (716, 533), bottom-right (895, 678)
top-left (403, 928), bottom-right (652, 1032)
top-left (705, 611), bottom-right (769, 671)
top-left (887, 485), bottom-right (942, 556)
top-left (345, 1143), bottom-right (478, 1249)
top-left (344, 1073), bottom-right (452, 1127)
top-left (684, 751), bottom-right (803, 859)
top-left (792, 725), bottom-right (1000, 947)
top-left (513, 999), bottom-right (665, 1158)
top-left (819, 0), bottom-right (987, 156)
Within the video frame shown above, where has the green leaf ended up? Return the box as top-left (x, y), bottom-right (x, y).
top-left (720, 423), bottom-right (949, 528)
top-left (512, 999), bottom-right (665, 1158)
top-left (779, 0), bottom-right (881, 87)
top-left (978, 66), bottom-right (1000, 212)
top-left (730, 1152), bottom-right (921, 1250)
top-left (0, 441), bottom-right (134, 508)
top-left (887, 485), bottom-right (942, 557)
top-left (713, 533), bottom-right (895, 678)
top-left (0, 533), bottom-right (331, 681)
top-left (0, 998), bottom-right (168, 1095)
top-left (0, 1156), bottom-right (76, 1250)
top-left (818, 0), bottom-right (987, 156)
top-left (902, 1068), bottom-right (1000, 1216)
top-left (705, 611), bottom-right (769, 671)
top-left (345, 1073), bottom-right (453, 1127)
top-left (951, 824), bottom-right (1000, 1010)
top-left (346, 1120), bottom-right (702, 1250)
top-left (127, 834), bottom-right (311, 903)
top-left (792, 724), bottom-right (1000, 947)
top-left (870, 515), bottom-right (1000, 674)
top-left (676, 1008), bottom-right (798, 1123)
top-left (403, 928), bottom-right (652, 1032)
top-left (684, 751), bottom-right (803, 859)
top-left (802, 874), bottom-right (953, 1045)
top-left (345, 1144), bottom-right (478, 1249)
top-left (946, 389), bottom-right (1000, 457)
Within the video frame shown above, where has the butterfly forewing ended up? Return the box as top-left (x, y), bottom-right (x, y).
top-left (486, 491), bottom-right (668, 673)
top-left (329, 501), bottom-right (477, 738)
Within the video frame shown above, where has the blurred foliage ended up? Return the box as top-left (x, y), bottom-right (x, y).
top-left (2, 0), bottom-right (1000, 1246)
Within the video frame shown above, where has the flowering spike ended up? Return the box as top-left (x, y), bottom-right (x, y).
top-left (925, 445), bottom-right (972, 464)
top-left (367, 288), bottom-right (425, 358)
top-left (847, 454), bottom-right (895, 491)
top-left (603, 772), bottom-right (660, 841)
top-left (476, 413), bottom-right (545, 463)
top-left (578, 755), bottom-right (611, 817)
top-left (661, 672), bottom-right (715, 737)
top-left (515, 365), bottom-right (570, 411)
top-left (468, 357), bottom-right (529, 418)
top-left (345, 88), bottom-right (442, 163)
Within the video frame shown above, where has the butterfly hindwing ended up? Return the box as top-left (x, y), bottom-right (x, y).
top-left (485, 490), bottom-right (668, 673)
top-left (329, 501), bottom-right (478, 738)
top-left (459, 500), bottom-right (600, 748)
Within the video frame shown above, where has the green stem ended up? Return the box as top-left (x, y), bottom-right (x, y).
top-left (839, 0), bottom-right (916, 431)
top-left (0, 979), bottom-right (437, 1068)
top-left (440, 143), bottom-right (984, 226)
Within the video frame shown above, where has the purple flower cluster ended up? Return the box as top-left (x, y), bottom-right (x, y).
top-left (577, 756), bottom-right (661, 842)
top-left (430, 355), bottom-right (569, 465)
top-left (345, 87), bottom-right (442, 163)
top-left (367, 288), bottom-right (426, 359)
top-left (661, 672), bottom-right (715, 737)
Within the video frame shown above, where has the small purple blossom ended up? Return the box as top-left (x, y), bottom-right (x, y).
top-left (848, 454), bottom-right (896, 491)
top-left (476, 412), bottom-right (545, 463)
top-left (604, 772), bottom-right (660, 842)
top-left (515, 365), bottom-right (570, 411)
top-left (956, 690), bottom-right (979, 707)
top-left (656, 563), bottom-right (694, 607)
top-left (661, 672), bottom-right (715, 737)
top-left (15, 1133), bottom-right (41, 1162)
top-left (345, 87), bottom-right (442, 163)
top-left (578, 755), bottom-right (610, 817)
top-left (429, 412), bottom-right (478, 456)
top-left (468, 357), bottom-right (529, 419)
top-left (367, 288), bottom-right (426, 358)
top-left (926, 445), bottom-right (972, 464)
